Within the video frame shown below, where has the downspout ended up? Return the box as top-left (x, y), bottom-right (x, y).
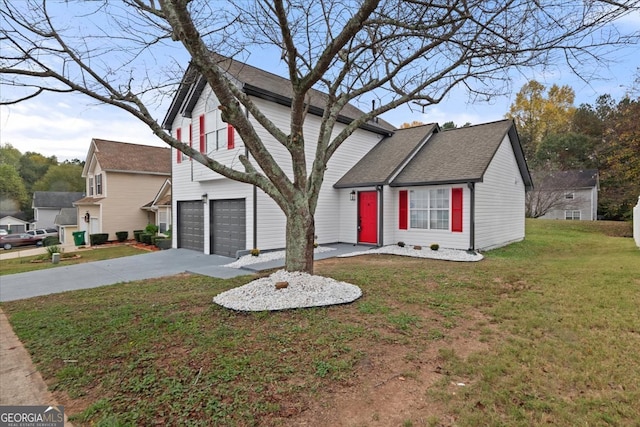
top-left (377, 185), bottom-right (383, 247)
top-left (467, 182), bottom-right (476, 251)
top-left (246, 107), bottom-right (258, 250)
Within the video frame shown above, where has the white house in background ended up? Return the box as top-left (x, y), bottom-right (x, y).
top-left (32, 191), bottom-right (85, 229)
top-left (162, 56), bottom-right (533, 257)
top-left (533, 169), bottom-right (599, 221)
top-left (0, 215), bottom-right (30, 234)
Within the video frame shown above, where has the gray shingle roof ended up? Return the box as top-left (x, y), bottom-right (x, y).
top-left (91, 140), bottom-right (171, 175)
top-left (162, 54), bottom-right (395, 135)
top-left (336, 119), bottom-right (533, 189)
top-left (531, 169), bottom-right (598, 189)
top-left (334, 124), bottom-right (438, 188)
top-left (54, 208), bottom-right (77, 226)
top-left (392, 120), bottom-right (516, 186)
top-left (33, 191), bottom-right (85, 208)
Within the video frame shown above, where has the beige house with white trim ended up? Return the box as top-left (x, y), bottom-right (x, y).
top-left (74, 139), bottom-right (171, 243)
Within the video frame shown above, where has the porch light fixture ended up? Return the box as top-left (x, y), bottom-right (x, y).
top-left (201, 193), bottom-right (208, 203)
top-left (350, 190), bottom-right (356, 201)
top-left (84, 211), bottom-right (90, 223)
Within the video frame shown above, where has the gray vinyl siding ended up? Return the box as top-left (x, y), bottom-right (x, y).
top-left (538, 187), bottom-right (597, 220)
top-left (474, 136), bottom-right (526, 250)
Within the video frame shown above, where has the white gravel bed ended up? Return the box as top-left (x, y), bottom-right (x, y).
top-left (223, 246), bottom-right (336, 268)
top-left (213, 270), bottom-right (362, 311)
top-left (338, 245), bottom-right (483, 262)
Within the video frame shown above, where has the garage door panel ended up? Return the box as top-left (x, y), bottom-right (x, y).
top-left (210, 199), bottom-right (246, 257)
top-left (178, 201), bottom-right (204, 251)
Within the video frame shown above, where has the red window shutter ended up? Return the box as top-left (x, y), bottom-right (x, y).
top-left (176, 128), bottom-right (182, 163)
top-left (189, 123), bottom-right (193, 161)
top-left (452, 188), bottom-right (463, 232)
top-left (199, 114), bottom-right (205, 152)
top-left (399, 190), bottom-right (408, 230)
top-left (227, 124), bottom-right (235, 149)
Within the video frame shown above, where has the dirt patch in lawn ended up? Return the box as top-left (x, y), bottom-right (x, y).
top-left (290, 309), bottom-right (493, 426)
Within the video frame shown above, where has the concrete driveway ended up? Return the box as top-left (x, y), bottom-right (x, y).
top-left (0, 249), bottom-right (252, 302)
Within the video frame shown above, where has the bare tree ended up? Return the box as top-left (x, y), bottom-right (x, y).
top-left (526, 170), bottom-right (594, 218)
top-left (1, 0), bottom-right (638, 273)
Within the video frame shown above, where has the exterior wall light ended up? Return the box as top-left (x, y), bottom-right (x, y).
top-left (350, 190), bottom-right (356, 201)
top-left (202, 193), bottom-right (208, 203)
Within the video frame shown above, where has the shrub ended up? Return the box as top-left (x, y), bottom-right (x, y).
top-left (42, 236), bottom-right (60, 247)
top-left (46, 245), bottom-right (61, 256)
top-left (250, 248), bottom-right (260, 257)
top-left (140, 233), bottom-right (153, 244)
top-left (430, 243), bottom-right (440, 251)
top-left (145, 224), bottom-right (159, 235)
top-left (133, 230), bottom-right (144, 242)
top-left (397, 241), bottom-right (405, 247)
top-left (115, 231), bottom-right (129, 242)
top-left (89, 233), bottom-right (109, 245)
top-left (155, 238), bottom-right (171, 250)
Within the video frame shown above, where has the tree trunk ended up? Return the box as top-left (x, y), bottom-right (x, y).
top-left (284, 202), bottom-right (316, 274)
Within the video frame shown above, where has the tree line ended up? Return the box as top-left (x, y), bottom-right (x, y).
top-left (506, 80), bottom-right (639, 220)
top-left (0, 144), bottom-right (84, 218)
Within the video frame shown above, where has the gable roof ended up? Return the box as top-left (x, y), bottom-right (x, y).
top-left (33, 191), bottom-right (85, 209)
top-left (54, 208), bottom-right (78, 226)
top-left (162, 54), bottom-right (395, 135)
top-left (83, 139), bottom-right (171, 177)
top-left (334, 123), bottom-right (438, 188)
top-left (336, 119), bottom-right (533, 190)
top-left (531, 169), bottom-right (599, 190)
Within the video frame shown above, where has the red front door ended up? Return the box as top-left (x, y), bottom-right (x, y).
top-left (358, 191), bottom-right (378, 244)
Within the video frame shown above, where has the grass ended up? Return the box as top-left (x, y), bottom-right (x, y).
top-left (1, 219), bottom-right (638, 426)
top-left (0, 245), bottom-right (149, 276)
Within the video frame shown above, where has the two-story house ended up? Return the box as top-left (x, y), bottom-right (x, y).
top-left (32, 191), bottom-right (85, 229)
top-left (73, 139), bottom-right (171, 242)
top-left (531, 169), bottom-right (599, 220)
top-left (162, 56), bottom-right (532, 257)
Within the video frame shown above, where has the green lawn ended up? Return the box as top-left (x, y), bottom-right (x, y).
top-left (2, 220), bottom-right (638, 426)
top-left (0, 245), bottom-right (149, 276)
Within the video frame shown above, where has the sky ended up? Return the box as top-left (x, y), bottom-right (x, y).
top-left (1, 8), bottom-right (638, 162)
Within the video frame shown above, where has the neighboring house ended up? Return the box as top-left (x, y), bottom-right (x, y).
top-left (74, 139), bottom-right (171, 242)
top-left (162, 56), bottom-right (532, 256)
top-left (530, 169), bottom-right (599, 221)
top-left (32, 191), bottom-right (85, 229)
top-left (0, 215), bottom-right (30, 234)
top-left (54, 208), bottom-right (79, 245)
top-left (142, 179), bottom-right (172, 235)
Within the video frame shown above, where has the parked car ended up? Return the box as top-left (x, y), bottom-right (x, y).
top-left (26, 228), bottom-right (59, 239)
top-left (1, 233), bottom-right (44, 250)
top-left (0, 229), bottom-right (8, 236)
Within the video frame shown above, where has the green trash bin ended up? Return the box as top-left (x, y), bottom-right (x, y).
top-left (72, 231), bottom-right (86, 246)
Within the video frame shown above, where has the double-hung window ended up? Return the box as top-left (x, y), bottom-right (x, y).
top-left (409, 189), bottom-right (449, 230)
top-left (95, 174), bottom-right (103, 195)
top-left (565, 210), bottom-right (581, 220)
top-left (89, 177), bottom-right (94, 196)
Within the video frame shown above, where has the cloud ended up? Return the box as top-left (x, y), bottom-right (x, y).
top-left (0, 95), bottom-right (164, 161)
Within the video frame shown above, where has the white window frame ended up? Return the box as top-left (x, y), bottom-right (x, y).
top-left (95, 174), bottom-right (103, 195)
top-left (564, 210), bottom-right (581, 220)
top-left (409, 188), bottom-right (450, 230)
top-left (88, 177), bottom-right (94, 196)
top-left (204, 108), bottom-right (228, 153)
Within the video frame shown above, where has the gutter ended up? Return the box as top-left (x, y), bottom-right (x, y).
top-left (468, 182), bottom-right (476, 251)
